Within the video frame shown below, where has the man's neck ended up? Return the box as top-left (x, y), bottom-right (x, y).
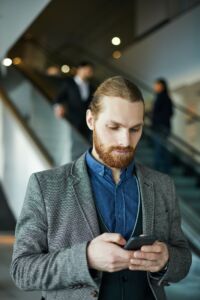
top-left (91, 148), bottom-right (121, 184)
top-left (75, 74), bottom-right (87, 82)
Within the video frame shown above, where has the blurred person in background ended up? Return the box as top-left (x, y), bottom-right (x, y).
top-left (54, 61), bottom-right (95, 139)
top-left (151, 78), bottom-right (174, 174)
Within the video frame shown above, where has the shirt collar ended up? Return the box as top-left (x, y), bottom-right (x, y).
top-left (74, 75), bottom-right (87, 85)
top-left (85, 149), bottom-right (135, 181)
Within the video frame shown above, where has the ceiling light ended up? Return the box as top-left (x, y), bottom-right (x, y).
top-left (112, 51), bottom-right (122, 59)
top-left (13, 57), bottom-right (22, 65)
top-left (2, 58), bottom-right (12, 67)
top-left (61, 65), bottom-right (70, 73)
top-left (111, 37), bottom-right (121, 46)
top-left (46, 66), bottom-right (60, 76)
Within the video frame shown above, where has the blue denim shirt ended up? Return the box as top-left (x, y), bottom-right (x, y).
top-left (85, 150), bottom-right (140, 240)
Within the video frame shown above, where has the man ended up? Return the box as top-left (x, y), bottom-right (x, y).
top-left (11, 76), bottom-right (191, 300)
top-left (152, 78), bottom-right (174, 174)
top-left (54, 61), bottom-right (95, 138)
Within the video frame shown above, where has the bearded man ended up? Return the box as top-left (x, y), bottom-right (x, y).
top-left (11, 76), bottom-right (191, 300)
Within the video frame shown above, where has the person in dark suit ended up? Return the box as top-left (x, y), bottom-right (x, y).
top-left (54, 61), bottom-right (95, 139)
top-left (151, 78), bottom-right (174, 174)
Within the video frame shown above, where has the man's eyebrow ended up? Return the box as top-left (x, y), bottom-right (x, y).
top-left (108, 121), bottom-right (144, 127)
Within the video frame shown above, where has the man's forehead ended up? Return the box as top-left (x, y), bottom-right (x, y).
top-left (99, 96), bottom-right (144, 117)
top-left (101, 95), bottom-right (143, 109)
top-left (101, 95), bottom-right (128, 104)
top-left (108, 120), bottom-right (143, 127)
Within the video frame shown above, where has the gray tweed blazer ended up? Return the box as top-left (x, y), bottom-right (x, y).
top-left (10, 153), bottom-right (191, 300)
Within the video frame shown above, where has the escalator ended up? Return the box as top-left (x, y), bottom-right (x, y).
top-left (2, 61), bottom-right (200, 248)
top-left (8, 61), bottom-right (200, 251)
top-left (0, 65), bottom-right (89, 220)
top-left (0, 62), bottom-right (200, 299)
top-left (0, 66), bottom-right (89, 166)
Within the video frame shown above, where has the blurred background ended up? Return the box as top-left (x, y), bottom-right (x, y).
top-left (0, 0), bottom-right (200, 299)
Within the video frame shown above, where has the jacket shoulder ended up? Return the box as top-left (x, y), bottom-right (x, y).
top-left (32, 162), bottom-right (73, 183)
top-left (136, 162), bottom-right (174, 186)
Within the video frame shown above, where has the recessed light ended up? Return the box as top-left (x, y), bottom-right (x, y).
top-left (112, 50), bottom-right (122, 59)
top-left (2, 58), bottom-right (12, 67)
top-left (111, 37), bottom-right (121, 46)
top-left (61, 65), bottom-right (70, 73)
top-left (13, 57), bottom-right (22, 65)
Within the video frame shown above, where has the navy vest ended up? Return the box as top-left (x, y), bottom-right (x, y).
top-left (96, 201), bottom-right (155, 300)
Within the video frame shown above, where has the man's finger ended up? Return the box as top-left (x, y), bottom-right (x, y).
top-left (129, 264), bottom-right (161, 272)
top-left (130, 258), bottom-right (158, 267)
top-left (133, 251), bottom-right (159, 261)
top-left (141, 242), bottom-right (163, 253)
top-left (100, 233), bottom-right (126, 246)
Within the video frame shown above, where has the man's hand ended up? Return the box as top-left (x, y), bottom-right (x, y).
top-left (129, 241), bottom-right (169, 272)
top-left (54, 104), bottom-right (67, 118)
top-left (87, 233), bottom-right (133, 272)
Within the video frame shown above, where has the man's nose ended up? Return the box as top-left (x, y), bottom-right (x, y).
top-left (118, 131), bottom-right (130, 147)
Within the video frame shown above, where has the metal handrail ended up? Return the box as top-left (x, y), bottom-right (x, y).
top-left (0, 88), bottom-right (53, 166)
top-left (173, 103), bottom-right (200, 123)
top-left (145, 111), bottom-right (200, 158)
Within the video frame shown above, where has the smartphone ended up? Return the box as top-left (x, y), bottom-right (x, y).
top-left (124, 235), bottom-right (157, 250)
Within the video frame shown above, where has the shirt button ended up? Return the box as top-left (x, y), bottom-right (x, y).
top-left (90, 290), bottom-right (99, 298)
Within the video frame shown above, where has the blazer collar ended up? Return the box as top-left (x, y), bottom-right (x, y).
top-left (70, 153), bottom-right (100, 238)
top-left (135, 163), bottom-right (155, 235)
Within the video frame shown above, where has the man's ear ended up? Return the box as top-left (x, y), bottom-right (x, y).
top-left (86, 109), bottom-right (95, 130)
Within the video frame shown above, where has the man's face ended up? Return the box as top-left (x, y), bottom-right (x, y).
top-left (77, 66), bottom-right (94, 80)
top-left (86, 96), bottom-right (144, 168)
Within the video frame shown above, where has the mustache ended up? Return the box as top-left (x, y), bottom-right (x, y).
top-left (109, 146), bottom-right (134, 152)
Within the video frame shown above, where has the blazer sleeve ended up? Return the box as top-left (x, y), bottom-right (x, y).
top-left (10, 174), bottom-right (99, 291)
top-left (157, 179), bottom-right (192, 286)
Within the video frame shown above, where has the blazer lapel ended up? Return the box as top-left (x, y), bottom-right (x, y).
top-left (72, 78), bottom-right (82, 100)
top-left (71, 154), bottom-right (100, 239)
top-left (135, 163), bottom-right (155, 235)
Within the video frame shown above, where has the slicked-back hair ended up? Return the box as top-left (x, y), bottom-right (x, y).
top-left (89, 76), bottom-right (144, 118)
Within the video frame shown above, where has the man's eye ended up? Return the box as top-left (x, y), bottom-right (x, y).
top-left (130, 128), bottom-right (140, 132)
top-left (109, 127), bottom-right (118, 130)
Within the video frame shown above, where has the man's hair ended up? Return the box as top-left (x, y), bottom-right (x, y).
top-left (89, 76), bottom-right (144, 117)
top-left (77, 61), bottom-right (94, 68)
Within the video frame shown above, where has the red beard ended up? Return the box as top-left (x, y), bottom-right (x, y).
top-left (93, 129), bottom-right (135, 168)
